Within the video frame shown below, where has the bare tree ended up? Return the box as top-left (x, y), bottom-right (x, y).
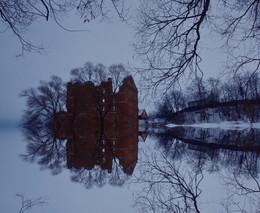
top-left (154, 97), bottom-right (174, 121)
top-left (70, 154), bottom-right (130, 189)
top-left (66, 62), bottom-right (135, 187)
top-left (135, 0), bottom-right (260, 92)
top-left (134, 149), bottom-right (203, 213)
top-left (135, 0), bottom-right (211, 92)
top-left (186, 76), bottom-right (207, 102)
top-left (221, 155), bottom-right (260, 213)
top-left (70, 62), bottom-right (129, 122)
top-left (219, 0), bottom-right (260, 76)
top-left (147, 127), bottom-right (260, 212)
top-left (16, 193), bottom-right (46, 213)
top-left (20, 75), bottom-right (67, 175)
top-left (70, 62), bottom-right (106, 84)
top-left (219, 71), bottom-right (260, 102)
top-left (206, 77), bottom-right (221, 102)
top-left (0, 0), bottom-right (128, 55)
top-left (70, 61), bottom-right (129, 88)
top-left (244, 73), bottom-right (258, 100)
top-left (20, 75), bottom-right (66, 126)
top-left (169, 89), bottom-right (187, 112)
top-left (21, 122), bottom-right (67, 175)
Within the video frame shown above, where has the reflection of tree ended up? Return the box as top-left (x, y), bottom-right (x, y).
top-left (21, 120), bottom-right (66, 175)
top-left (16, 193), bottom-right (46, 213)
top-left (20, 69), bottom-right (138, 190)
top-left (134, 129), bottom-right (260, 213)
top-left (65, 131), bottom-right (138, 189)
top-left (70, 154), bottom-right (130, 189)
top-left (221, 158), bottom-right (260, 213)
top-left (146, 127), bottom-right (260, 212)
top-left (152, 127), bottom-right (260, 176)
top-left (134, 149), bottom-right (203, 213)
top-left (60, 70), bottom-right (138, 188)
top-left (20, 75), bottom-right (67, 175)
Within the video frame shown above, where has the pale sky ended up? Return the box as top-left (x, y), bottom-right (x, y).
top-left (0, 3), bottom-right (256, 213)
top-left (0, 14), bottom-right (136, 122)
top-left (0, 1), bottom-right (222, 124)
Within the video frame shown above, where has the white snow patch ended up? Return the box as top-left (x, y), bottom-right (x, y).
top-left (166, 121), bottom-right (260, 130)
top-left (165, 124), bottom-right (178, 128)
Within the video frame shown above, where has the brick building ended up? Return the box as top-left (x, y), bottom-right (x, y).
top-left (57, 76), bottom-right (139, 175)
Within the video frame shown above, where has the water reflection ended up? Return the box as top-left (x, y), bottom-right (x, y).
top-left (152, 126), bottom-right (260, 175)
top-left (134, 126), bottom-right (260, 212)
top-left (134, 145), bottom-right (260, 213)
top-left (155, 126), bottom-right (260, 150)
top-left (134, 149), bottom-right (203, 213)
top-left (21, 76), bottom-right (146, 188)
top-left (20, 75), bottom-right (260, 212)
top-left (21, 121), bottom-right (66, 175)
top-left (57, 111), bottom-right (139, 188)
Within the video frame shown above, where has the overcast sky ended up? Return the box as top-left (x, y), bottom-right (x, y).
top-left (0, 3), bottom-right (252, 213)
top-left (0, 1), bottom-right (223, 124)
top-left (0, 13), bottom-right (135, 123)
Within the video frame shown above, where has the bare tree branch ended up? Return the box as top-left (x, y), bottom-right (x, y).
top-left (16, 193), bottom-right (46, 213)
top-left (0, 0), bottom-right (128, 55)
top-left (135, 0), bottom-right (260, 93)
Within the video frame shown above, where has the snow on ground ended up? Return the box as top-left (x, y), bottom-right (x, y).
top-left (166, 121), bottom-right (260, 130)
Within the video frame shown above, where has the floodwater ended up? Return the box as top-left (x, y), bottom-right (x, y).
top-left (0, 125), bottom-right (259, 213)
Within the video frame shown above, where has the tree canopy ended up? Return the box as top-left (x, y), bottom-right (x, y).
top-left (70, 61), bottom-right (129, 90)
top-left (0, 0), bottom-right (127, 55)
top-left (3, 0), bottom-right (259, 93)
top-left (135, 0), bottom-right (260, 91)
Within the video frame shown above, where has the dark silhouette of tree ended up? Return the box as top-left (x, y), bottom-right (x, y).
top-left (169, 89), bottom-right (187, 112)
top-left (20, 75), bottom-right (67, 175)
top-left (70, 62), bottom-right (130, 130)
top-left (221, 156), bottom-right (260, 213)
top-left (134, 149), bottom-right (203, 213)
top-left (70, 62), bottom-right (107, 84)
top-left (65, 64), bottom-right (135, 188)
top-left (140, 127), bottom-right (260, 212)
top-left (135, 0), bottom-right (260, 92)
top-left (206, 77), bottom-right (221, 102)
top-left (186, 77), bottom-right (207, 102)
top-left (70, 154), bottom-right (130, 189)
top-left (151, 127), bottom-right (260, 175)
top-left (21, 121), bottom-right (66, 175)
top-left (70, 61), bottom-right (129, 89)
top-left (0, 0), bottom-right (128, 55)
top-left (150, 71), bottom-right (260, 124)
top-left (154, 89), bottom-right (187, 120)
top-left (154, 99), bottom-right (174, 121)
top-left (16, 193), bottom-right (46, 213)
top-left (20, 75), bottom-right (66, 127)
top-left (20, 62), bottom-right (134, 185)
top-left (221, 72), bottom-right (260, 102)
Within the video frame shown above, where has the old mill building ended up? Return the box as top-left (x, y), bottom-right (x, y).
top-left (57, 76), bottom-right (147, 175)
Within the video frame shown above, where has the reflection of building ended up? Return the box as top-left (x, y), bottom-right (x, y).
top-left (57, 76), bottom-right (140, 175)
top-left (66, 133), bottom-right (138, 175)
top-left (138, 109), bottom-right (148, 141)
top-left (138, 109), bottom-right (148, 120)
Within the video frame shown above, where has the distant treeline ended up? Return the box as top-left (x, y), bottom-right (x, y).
top-left (153, 72), bottom-right (260, 123)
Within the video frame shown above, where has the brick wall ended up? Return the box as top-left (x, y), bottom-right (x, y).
top-left (58, 76), bottom-right (139, 174)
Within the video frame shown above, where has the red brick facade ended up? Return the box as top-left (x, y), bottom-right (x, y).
top-left (58, 76), bottom-right (139, 175)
